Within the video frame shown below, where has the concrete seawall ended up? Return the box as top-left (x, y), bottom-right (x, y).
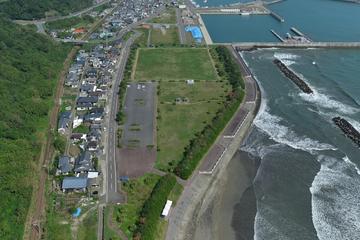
top-left (232, 42), bottom-right (360, 49)
top-left (197, 14), bottom-right (213, 45)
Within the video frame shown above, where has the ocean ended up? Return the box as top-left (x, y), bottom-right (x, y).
top-left (193, 0), bottom-right (360, 239)
top-left (200, 0), bottom-right (360, 43)
top-left (238, 48), bottom-right (360, 240)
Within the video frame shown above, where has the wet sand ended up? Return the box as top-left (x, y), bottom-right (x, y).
top-left (192, 150), bottom-right (259, 240)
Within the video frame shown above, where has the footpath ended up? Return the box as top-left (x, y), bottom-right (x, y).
top-left (165, 46), bottom-right (261, 240)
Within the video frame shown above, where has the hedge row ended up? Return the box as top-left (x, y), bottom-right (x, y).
top-left (174, 46), bottom-right (245, 179)
top-left (116, 44), bottom-right (139, 124)
top-left (134, 174), bottom-right (176, 240)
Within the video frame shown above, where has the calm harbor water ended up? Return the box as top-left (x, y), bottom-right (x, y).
top-left (201, 0), bottom-right (360, 42)
top-left (238, 48), bottom-right (360, 240)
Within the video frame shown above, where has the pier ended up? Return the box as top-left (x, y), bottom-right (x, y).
top-left (270, 11), bottom-right (285, 22)
top-left (291, 27), bottom-right (312, 41)
top-left (270, 29), bottom-right (285, 42)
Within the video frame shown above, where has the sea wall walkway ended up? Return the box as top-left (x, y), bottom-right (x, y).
top-left (232, 42), bottom-right (360, 49)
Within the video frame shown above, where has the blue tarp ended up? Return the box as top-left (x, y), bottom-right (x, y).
top-left (72, 208), bottom-right (81, 218)
top-left (185, 26), bottom-right (203, 43)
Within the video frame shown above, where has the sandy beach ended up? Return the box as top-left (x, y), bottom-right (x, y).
top-left (192, 150), bottom-right (259, 240)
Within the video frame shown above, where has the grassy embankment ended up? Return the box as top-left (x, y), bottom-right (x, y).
top-left (46, 15), bottom-right (95, 30)
top-left (0, 18), bottom-right (71, 239)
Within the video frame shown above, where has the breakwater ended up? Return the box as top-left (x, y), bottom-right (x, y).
top-left (273, 59), bottom-right (313, 94)
top-left (333, 117), bottom-right (360, 147)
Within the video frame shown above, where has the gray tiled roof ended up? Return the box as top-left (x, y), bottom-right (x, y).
top-left (62, 177), bottom-right (87, 189)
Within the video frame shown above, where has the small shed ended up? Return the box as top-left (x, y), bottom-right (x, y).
top-left (161, 200), bottom-right (173, 217)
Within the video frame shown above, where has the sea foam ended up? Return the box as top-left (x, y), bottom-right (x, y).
top-left (254, 100), bottom-right (336, 154)
top-left (311, 155), bottom-right (360, 240)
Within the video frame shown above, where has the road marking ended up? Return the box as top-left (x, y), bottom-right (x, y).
top-left (110, 173), bottom-right (113, 180)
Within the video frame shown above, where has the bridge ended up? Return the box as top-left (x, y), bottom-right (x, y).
top-left (232, 42), bottom-right (360, 49)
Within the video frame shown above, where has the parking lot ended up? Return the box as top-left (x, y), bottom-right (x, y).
top-left (121, 82), bottom-right (155, 147)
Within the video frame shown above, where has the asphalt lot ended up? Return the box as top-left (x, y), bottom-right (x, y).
top-left (122, 82), bottom-right (156, 148)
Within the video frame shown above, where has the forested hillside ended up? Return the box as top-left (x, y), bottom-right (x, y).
top-left (0, 18), bottom-right (70, 238)
top-left (0, 0), bottom-right (93, 20)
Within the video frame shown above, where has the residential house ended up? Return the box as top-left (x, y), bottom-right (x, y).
top-left (57, 155), bottom-right (72, 175)
top-left (58, 111), bottom-right (72, 134)
top-left (62, 176), bottom-right (88, 192)
top-left (76, 96), bottom-right (98, 110)
top-left (74, 151), bottom-right (94, 173)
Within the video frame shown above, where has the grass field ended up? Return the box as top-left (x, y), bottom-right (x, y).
top-left (77, 209), bottom-right (98, 240)
top-left (134, 27), bottom-right (150, 47)
top-left (115, 174), bottom-right (161, 238)
top-left (150, 26), bottom-right (179, 45)
top-left (134, 48), bottom-right (217, 81)
top-left (150, 8), bottom-right (176, 24)
top-left (156, 81), bottom-right (230, 171)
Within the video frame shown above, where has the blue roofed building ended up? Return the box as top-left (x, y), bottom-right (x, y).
top-left (62, 177), bottom-right (88, 192)
top-left (185, 26), bottom-right (203, 43)
top-left (57, 155), bottom-right (72, 175)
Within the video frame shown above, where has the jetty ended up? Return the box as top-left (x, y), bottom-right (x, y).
top-left (333, 117), bottom-right (360, 147)
top-left (270, 11), bottom-right (285, 22)
top-left (270, 29), bottom-right (285, 42)
top-left (273, 59), bottom-right (313, 94)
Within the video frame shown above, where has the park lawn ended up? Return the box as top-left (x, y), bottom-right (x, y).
top-left (150, 26), bottom-right (180, 45)
top-left (115, 174), bottom-right (161, 238)
top-left (77, 208), bottom-right (98, 240)
top-left (160, 81), bottom-right (230, 103)
top-left (150, 8), bottom-right (176, 24)
top-left (156, 81), bottom-right (229, 171)
top-left (134, 48), bottom-right (217, 81)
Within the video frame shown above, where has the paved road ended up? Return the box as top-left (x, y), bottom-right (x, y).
top-left (176, 8), bottom-right (186, 44)
top-left (105, 32), bottom-right (140, 204)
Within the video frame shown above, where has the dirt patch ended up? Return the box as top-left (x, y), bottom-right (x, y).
top-left (116, 147), bottom-right (156, 178)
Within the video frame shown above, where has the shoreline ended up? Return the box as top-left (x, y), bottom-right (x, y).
top-left (165, 47), bottom-right (261, 240)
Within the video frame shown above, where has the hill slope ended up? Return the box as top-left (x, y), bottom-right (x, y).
top-left (0, 18), bottom-right (71, 239)
top-left (0, 0), bottom-right (93, 20)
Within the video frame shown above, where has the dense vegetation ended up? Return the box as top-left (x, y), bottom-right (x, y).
top-left (0, 0), bottom-right (93, 20)
top-left (46, 15), bottom-right (95, 30)
top-left (0, 18), bottom-right (70, 238)
top-left (134, 174), bottom-right (176, 240)
top-left (174, 46), bottom-right (245, 179)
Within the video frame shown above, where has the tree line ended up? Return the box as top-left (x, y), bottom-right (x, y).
top-left (174, 46), bottom-right (245, 179)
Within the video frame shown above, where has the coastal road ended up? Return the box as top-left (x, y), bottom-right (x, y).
top-left (176, 8), bottom-right (186, 44)
top-left (105, 32), bottom-right (140, 204)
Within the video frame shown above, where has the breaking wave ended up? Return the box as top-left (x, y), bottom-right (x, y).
top-left (311, 155), bottom-right (360, 240)
top-left (299, 86), bottom-right (359, 115)
top-left (274, 52), bottom-right (299, 66)
top-left (254, 100), bottom-right (336, 154)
